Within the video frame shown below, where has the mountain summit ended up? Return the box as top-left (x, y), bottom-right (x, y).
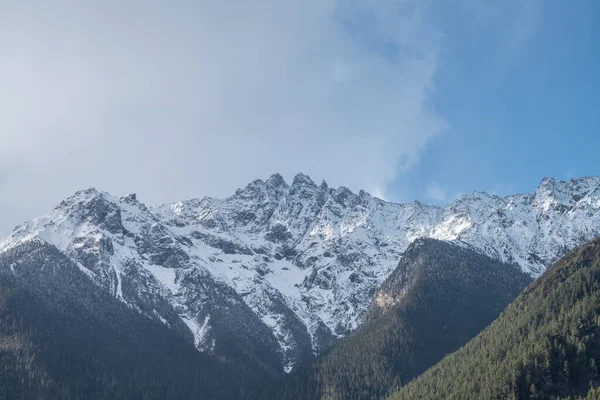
top-left (2, 174), bottom-right (600, 372)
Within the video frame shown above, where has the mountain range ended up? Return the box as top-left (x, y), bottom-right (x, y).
top-left (1, 174), bottom-right (600, 375)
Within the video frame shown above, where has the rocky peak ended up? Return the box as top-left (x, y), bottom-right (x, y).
top-left (333, 186), bottom-right (360, 208)
top-left (47, 188), bottom-right (127, 234)
top-left (288, 174), bottom-right (318, 202)
top-left (55, 187), bottom-right (106, 209)
top-left (532, 176), bottom-right (600, 212)
top-left (539, 176), bottom-right (558, 186)
top-left (233, 179), bottom-right (267, 198)
top-left (534, 177), bottom-right (565, 208)
top-left (291, 173), bottom-right (317, 188)
top-left (358, 189), bottom-right (370, 199)
top-left (266, 173), bottom-right (288, 189)
top-left (122, 193), bottom-right (137, 203)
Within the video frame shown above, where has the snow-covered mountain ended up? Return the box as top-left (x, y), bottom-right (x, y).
top-left (2, 174), bottom-right (600, 372)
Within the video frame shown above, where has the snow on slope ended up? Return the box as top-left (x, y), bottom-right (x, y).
top-left (2, 174), bottom-right (600, 372)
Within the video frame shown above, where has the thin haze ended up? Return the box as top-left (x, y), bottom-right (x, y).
top-left (1, 0), bottom-right (444, 234)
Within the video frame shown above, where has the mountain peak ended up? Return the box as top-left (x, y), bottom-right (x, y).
top-left (266, 173), bottom-right (288, 188)
top-left (65, 186), bottom-right (101, 200)
top-left (121, 193), bottom-right (138, 203)
top-left (536, 177), bottom-right (563, 193)
top-left (292, 173), bottom-right (316, 187)
top-left (54, 187), bottom-right (116, 210)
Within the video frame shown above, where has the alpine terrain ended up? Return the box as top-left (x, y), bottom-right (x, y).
top-left (1, 174), bottom-right (600, 374)
top-left (0, 241), bottom-right (260, 399)
top-left (391, 235), bottom-right (600, 400)
top-left (258, 239), bottom-right (532, 400)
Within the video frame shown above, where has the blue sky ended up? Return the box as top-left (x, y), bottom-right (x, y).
top-left (392, 0), bottom-right (600, 203)
top-left (0, 0), bottom-right (599, 234)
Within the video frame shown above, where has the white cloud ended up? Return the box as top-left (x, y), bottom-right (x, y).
top-left (0, 0), bottom-right (445, 234)
top-left (371, 187), bottom-right (388, 201)
top-left (424, 183), bottom-right (447, 203)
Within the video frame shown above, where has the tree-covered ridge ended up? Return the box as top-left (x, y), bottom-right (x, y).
top-left (258, 239), bottom-right (531, 400)
top-left (559, 386), bottom-right (600, 400)
top-left (391, 236), bottom-right (600, 400)
top-left (0, 241), bottom-right (268, 400)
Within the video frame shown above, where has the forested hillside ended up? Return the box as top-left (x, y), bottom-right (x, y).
top-left (257, 239), bottom-right (532, 400)
top-left (392, 236), bottom-right (600, 400)
top-left (0, 241), bottom-right (269, 400)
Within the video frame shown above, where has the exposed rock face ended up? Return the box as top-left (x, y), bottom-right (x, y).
top-left (2, 174), bottom-right (600, 372)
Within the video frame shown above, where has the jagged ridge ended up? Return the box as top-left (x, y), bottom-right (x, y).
top-left (1, 174), bottom-right (600, 372)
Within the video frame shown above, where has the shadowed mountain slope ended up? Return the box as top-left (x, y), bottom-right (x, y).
top-left (392, 236), bottom-right (600, 400)
top-left (257, 239), bottom-right (532, 399)
top-left (0, 241), bottom-right (270, 399)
